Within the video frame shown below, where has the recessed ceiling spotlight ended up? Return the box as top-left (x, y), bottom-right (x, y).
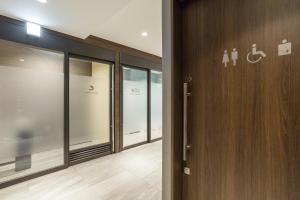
top-left (141, 32), bottom-right (148, 37)
top-left (37, 0), bottom-right (47, 3)
top-left (19, 58), bottom-right (25, 62)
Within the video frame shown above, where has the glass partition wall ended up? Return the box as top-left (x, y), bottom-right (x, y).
top-left (0, 39), bottom-right (114, 185)
top-left (69, 57), bottom-right (113, 162)
top-left (0, 37), bottom-right (158, 185)
top-left (0, 39), bottom-right (65, 184)
top-left (151, 71), bottom-right (163, 140)
top-left (122, 67), bottom-right (148, 147)
top-left (122, 66), bottom-right (163, 149)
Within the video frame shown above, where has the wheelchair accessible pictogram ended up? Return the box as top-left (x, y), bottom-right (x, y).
top-left (247, 44), bottom-right (266, 64)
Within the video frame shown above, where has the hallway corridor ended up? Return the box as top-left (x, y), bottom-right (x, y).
top-left (0, 141), bottom-right (162, 200)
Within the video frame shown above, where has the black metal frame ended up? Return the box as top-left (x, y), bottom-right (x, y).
top-left (68, 54), bottom-right (114, 165)
top-left (147, 70), bottom-right (152, 143)
top-left (64, 52), bottom-right (70, 168)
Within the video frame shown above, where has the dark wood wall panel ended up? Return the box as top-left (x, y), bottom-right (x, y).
top-left (86, 35), bottom-right (162, 67)
top-left (0, 16), bottom-right (115, 62)
top-left (114, 51), bottom-right (121, 153)
top-left (120, 53), bottom-right (162, 71)
top-left (180, 0), bottom-right (300, 199)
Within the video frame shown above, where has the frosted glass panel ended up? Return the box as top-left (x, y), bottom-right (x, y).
top-left (69, 58), bottom-right (111, 150)
top-left (123, 67), bottom-right (148, 147)
top-left (151, 71), bottom-right (162, 140)
top-left (0, 39), bottom-right (64, 184)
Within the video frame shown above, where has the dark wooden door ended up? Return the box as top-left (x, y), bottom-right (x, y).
top-left (181, 0), bottom-right (300, 200)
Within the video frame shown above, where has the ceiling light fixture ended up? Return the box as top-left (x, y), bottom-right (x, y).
top-left (26, 22), bottom-right (41, 37)
top-left (141, 32), bottom-right (148, 37)
top-left (19, 58), bottom-right (25, 62)
top-left (37, 0), bottom-right (47, 3)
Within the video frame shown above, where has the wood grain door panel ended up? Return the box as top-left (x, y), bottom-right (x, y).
top-left (181, 0), bottom-right (300, 200)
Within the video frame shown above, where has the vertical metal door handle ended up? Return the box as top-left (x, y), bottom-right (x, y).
top-left (183, 83), bottom-right (191, 161)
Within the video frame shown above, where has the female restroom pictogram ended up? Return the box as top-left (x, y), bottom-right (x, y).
top-left (222, 50), bottom-right (230, 67)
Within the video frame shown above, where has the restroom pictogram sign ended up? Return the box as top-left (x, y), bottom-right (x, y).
top-left (222, 48), bottom-right (239, 67)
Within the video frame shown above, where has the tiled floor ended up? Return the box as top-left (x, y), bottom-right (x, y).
top-left (123, 129), bottom-right (162, 147)
top-left (123, 131), bottom-right (148, 147)
top-left (0, 141), bottom-right (162, 200)
top-left (0, 149), bottom-right (64, 183)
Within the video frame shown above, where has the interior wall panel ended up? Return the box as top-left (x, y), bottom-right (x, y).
top-left (181, 0), bottom-right (300, 199)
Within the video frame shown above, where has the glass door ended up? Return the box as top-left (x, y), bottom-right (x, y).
top-left (69, 56), bottom-right (112, 163)
top-left (122, 66), bottom-right (148, 148)
top-left (150, 70), bottom-right (162, 140)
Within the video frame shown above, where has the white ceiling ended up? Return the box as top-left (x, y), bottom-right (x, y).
top-left (0, 0), bottom-right (162, 56)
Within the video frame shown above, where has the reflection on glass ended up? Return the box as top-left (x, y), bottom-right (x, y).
top-left (0, 39), bottom-right (64, 184)
top-left (122, 67), bottom-right (148, 147)
top-left (151, 71), bottom-right (162, 140)
top-left (69, 58), bottom-right (111, 151)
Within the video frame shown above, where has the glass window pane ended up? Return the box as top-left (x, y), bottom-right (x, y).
top-left (0, 39), bottom-right (64, 184)
top-left (122, 67), bottom-right (148, 147)
top-left (69, 58), bottom-right (111, 151)
top-left (151, 71), bottom-right (162, 140)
